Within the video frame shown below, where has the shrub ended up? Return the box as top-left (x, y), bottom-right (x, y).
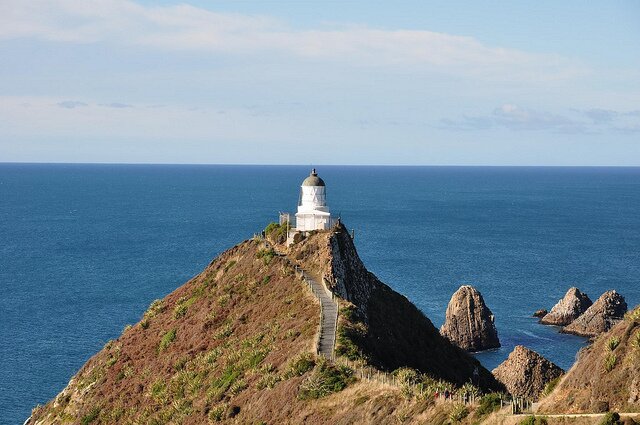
top-left (256, 248), bottom-right (276, 265)
top-left (257, 373), bottom-right (281, 390)
top-left (80, 407), bottom-right (101, 425)
top-left (208, 404), bottom-right (227, 422)
top-left (632, 331), bottom-right (640, 350)
top-left (476, 393), bottom-right (504, 416)
top-left (599, 412), bottom-right (622, 425)
top-left (224, 260), bottom-right (237, 273)
top-left (449, 404), bottom-right (469, 423)
top-left (285, 353), bottom-right (315, 377)
top-left (518, 416), bottom-right (548, 425)
top-left (229, 379), bottom-right (247, 395)
top-left (298, 359), bottom-right (354, 400)
top-left (262, 275), bottom-right (271, 285)
top-left (158, 329), bottom-right (177, 352)
top-left (604, 353), bottom-right (617, 372)
top-left (144, 299), bottom-right (165, 319)
top-left (607, 336), bottom-right (620, 351)
top-left (542, 376), bottom-right (561, 397)
top-left (264, 222), bottom-right (288, 244)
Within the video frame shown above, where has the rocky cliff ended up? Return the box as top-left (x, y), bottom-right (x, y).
top-left (439, 285), bottom-right (500, 352)
top-left (539, 306), bottom-right (640, 414)
top-left (28, 223), bottom-right (503, 424)
top-left (286, 224), bottom-right (503, 390)
top-left (492, 346), bottom-right (564, 401)
top-left (563, 290), bottom-right (628, 337)
top-left (540, 287), bottom-right (592, 326)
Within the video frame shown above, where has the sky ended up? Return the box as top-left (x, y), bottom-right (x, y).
top-left (0, 0), bottom-right (639, 165)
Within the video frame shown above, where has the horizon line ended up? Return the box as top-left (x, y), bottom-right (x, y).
top-left (1, 161), bottom-right (640, 168)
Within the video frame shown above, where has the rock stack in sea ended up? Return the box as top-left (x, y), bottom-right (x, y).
top-left (539, 287), bottom-right (592, 326)
top-left (440, 285), bottom-right (500, 352)
top-left (563, 290), bottom-right (627, 337)
top-left (492, 345), bottom-right (564, 401)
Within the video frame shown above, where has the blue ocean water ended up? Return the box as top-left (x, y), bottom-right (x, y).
top-left (1, 164), bottom-right (639, 423)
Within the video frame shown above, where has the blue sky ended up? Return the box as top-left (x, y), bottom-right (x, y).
top-left (1, 0), bottom-right (639, 165)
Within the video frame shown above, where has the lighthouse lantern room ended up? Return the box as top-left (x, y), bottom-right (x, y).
top-left (295, 169), bottom-right (333, 231)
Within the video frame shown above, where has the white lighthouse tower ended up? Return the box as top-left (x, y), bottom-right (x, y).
top-left (295, 169), bottom-right (333, 231)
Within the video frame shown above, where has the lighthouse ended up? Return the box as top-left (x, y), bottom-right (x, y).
top-left (295, 169), bottom-right (333, 231)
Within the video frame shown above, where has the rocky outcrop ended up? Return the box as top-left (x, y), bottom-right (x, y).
top-left (440, 285), bottom-right (500, 352)
top-left (533, 309), bottom-right (548, 318)
top-left (287, 224), bottom-right (504, 391)
top-left (539, 287), bottom-right (592, 326)
top-left (492, 346), bottom-right (564, 401)
top-left (563, 290), bottom-right (627, 337)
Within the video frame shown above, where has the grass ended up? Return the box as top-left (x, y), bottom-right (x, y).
top-left (256, 248), bottom-right (276, 265)
top-left (607, 336), bottom-right (620, 351)
top-left (541, 376), bottom-right (561, 397)
top-left (604, 353), bottom-right (617, 372)
top-left (298, 358), bottom-right (354, 400)
top-left (158, 329), bottom-right (177, 352)
top-left (518, 415), bottom-right (549, 425)
top-left (80, 407), bottom-right (101, 425)
top-left (476, 393), bottom-right (504, 417)
top-left (449, 404), bottom-right (469, 423)
top-left (285, 353), bottom-right (315, 377)
top-left (599, 412), bottom-right (622, 425)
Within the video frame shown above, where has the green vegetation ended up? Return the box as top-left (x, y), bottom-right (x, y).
top-left (599, 412), bottom-right (622, 425)
top-left (298, 358), bottom-right (354, 400)
top-left (632, 330), bottom-right (640, 350)
top-left (224, 260), bottom-right (237, 273)
top-left (541, 376), bottom-right (561, 397)
top-left (261, 275), bottom-right (271, 285)
top-left (449, 404), bottom-right (469, 423)
top-left (518, 415), bottom-right (548, 425)
top-left (335, 323), bottom-right (366, 361)
top-left (475, 393), bottom-right (504, 417)
top-left (80, 407), bottom-right (101, 425)
top-left (604, 353), bottom-right (617, 372)
top-left (208, 404), bottom-right (227, 422)
top-left (158, 329), bottom-right (177, 352)
top-left (256, 248), bottom-right (276, 265)
top-left (264, 222), bottom-right (288, 244)
top-left (607, 336), bottom-right (620, 351)
top-left (144, 299), bottom-right (165, 319)
top-left (285, 352), bottom-right (315, 377)
top-left (625, 308), bottom-right (640, 322)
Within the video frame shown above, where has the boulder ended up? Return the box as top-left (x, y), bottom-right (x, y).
top-left (492, 345), bottom-right (564, 401)
top-left (533, 309), bottom-right (548, 318)
top-left (440, 285), bottom-right (500, 352)
top-left (540, 287), bottom-right (592, 326)
top-left (563, 290), bottom-right (627, 337)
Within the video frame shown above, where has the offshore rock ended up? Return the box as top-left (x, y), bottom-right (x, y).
top-left (440, 285), bottom-right (500, 352)
top-left (563, 290), bottom-right (627, 337)
top-left (492, 345), bottom-right (564, 401)
top-left (533, 309), bottom-right (548, 318)
top-left (540, 287), bottom-right (592, 326)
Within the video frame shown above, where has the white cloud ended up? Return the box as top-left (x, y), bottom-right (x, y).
top-left (0, 0), bottom-right (583, 80)
top-left (441, 104), bottom-right (640, 134)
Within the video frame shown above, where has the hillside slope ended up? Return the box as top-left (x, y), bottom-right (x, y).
top-left (538, 306), bottom-right (640, 414)
top-left (285, 223), bottom-right (502, 391)
top-left (29, 224), bottom-right (502, 424)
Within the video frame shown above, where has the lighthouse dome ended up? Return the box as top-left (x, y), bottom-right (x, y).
top-left (301, 169), bottom-right (325, 187)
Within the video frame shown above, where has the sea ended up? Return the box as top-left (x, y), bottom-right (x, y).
top-left (1, 164), bottom-right (639, 423)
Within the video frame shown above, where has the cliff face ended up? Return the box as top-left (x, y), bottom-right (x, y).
top-left (540, 287), bottom-right (592, 326)
top-left (440, 285), bottom-right (500, 352)
top-left (492, 346), bottom-right (564, 401)
top-left (563, 290), bottom-right (627, 337)
top-left (287, 224), bottom-right (503, 391)
top-left (539, 306), bottom-right (640, 414)
top-left (29, 224), bottom-right (503, 424)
